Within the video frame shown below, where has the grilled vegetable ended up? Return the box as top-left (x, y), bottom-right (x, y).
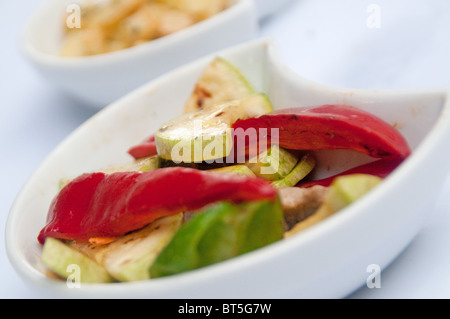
top-left (38, 167), bottom-right (277, 244)
top-left (41, 237), bottom-right (114, 283)
top-left (68, 214), bottom-right (183, 282)
top-left (155, 94), bottom-right (272, 163)
top-left (184, 56), bottom-right (256, 113)
top-left (272, 153), bottom-right (316, 188)
top-left (232, 104), bottom-right (411, 160)
top-left (246, 145), bottom-right (300, 181)
top-left (150, 198), bottom-right (284, 278)
top-left (286, 174), bottom-right (382, 236)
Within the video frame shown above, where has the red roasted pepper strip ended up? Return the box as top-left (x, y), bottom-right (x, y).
top-left (37, 167), bottom-right (277, 244)
top-left (128, 135), bottom-right (158, 159)
top-left (232, 105), bottom-right (411, 159)
top-left (297, 158), bottom-right (403, 188)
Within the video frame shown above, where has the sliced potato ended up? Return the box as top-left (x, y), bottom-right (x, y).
top-left (115, 5), bottom-right (158, 46)
top-left (61, 0), bottom-right (228, 57)
top-left (156, 5), bottom-right (196, 37)
top-left (85, 0), bottom-right (146, 29)
top-left (160, 0), bottom-right (229, 21)
top-left (61, 28), bottom-right (107, 57)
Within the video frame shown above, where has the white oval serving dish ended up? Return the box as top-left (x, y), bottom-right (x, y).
top-left (6, 38), bottom-right (450, 298)
top-left (20, 0), bottom-right (259, 108)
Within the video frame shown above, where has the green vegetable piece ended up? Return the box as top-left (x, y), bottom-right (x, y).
top-left (326, 173), bottom-right (382, 211)
top-left (155, 100), bottom-right (244, 163)
top-left (246, 145), bottom-right (299, 181)
top-left (272, 153), bottom-right (316, 188)
top-left (286, 174), bottom-right (382, 236)
top-left (210, 164), bottom-right (256, 176)
top-left (103, 214), bottom-right (182, 282)
top-left (68, 214), bottom-right (183, 282)
top-left (108, 155), bottom-right (161, 173)
top-left (137, 155), bottom-right (161, 172)
top-left (149, 199), bottom-right (284, 278)
top-left (184, 56), bottom-right (256, 113)
top-left (238, 93), bottom-right (273, 118)
top-left (41, 237), bottom-right (114, 283)
top-left (155, 94), bottom-right (273, 163)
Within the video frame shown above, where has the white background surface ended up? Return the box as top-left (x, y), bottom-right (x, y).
top-left (1, 0), bottom-right (450, 298)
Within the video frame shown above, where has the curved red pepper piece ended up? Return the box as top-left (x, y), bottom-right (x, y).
top-left (232, 105), bottom-right (411, 159)
top-left (37, 167), bottom-right (277, 244)
top-left (128, 135), bottom-right (158, 159)
top-left (297, 158), bottom-right (403, 188)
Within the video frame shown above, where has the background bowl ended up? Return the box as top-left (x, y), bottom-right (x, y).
top-left (6, 38), bottom-right (450, 298)
top-left (20, 0), bottom-right (259, 108)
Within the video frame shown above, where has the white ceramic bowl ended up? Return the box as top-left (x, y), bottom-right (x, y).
top-left (21, 0), bottom-right (260, 108)
top-left (6, 38), bottom-right (450, 298)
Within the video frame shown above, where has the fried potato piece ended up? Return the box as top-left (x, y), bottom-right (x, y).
top-left (84, 0), bottom-right (146, 29)
top-left (116, 3), bottom-right (195, 46)
top-left (60, 0), bottom-right (229, 57)
top-left (116, 3), bottom-right (160, 45)
top-left (61, 28), bottom-right (107, 57)
top-left (156, 5), bottom-right (196, 37)
top-left (160, 0), bottom-right (229, 21)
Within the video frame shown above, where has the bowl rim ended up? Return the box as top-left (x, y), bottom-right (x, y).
top-left (6, 37), bottom-right (450, 298)
top-left (20, 0), bottom-right (256, 68)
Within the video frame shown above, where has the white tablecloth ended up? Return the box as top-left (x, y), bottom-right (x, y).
top-left (1, 0), bottom-right (449, 298)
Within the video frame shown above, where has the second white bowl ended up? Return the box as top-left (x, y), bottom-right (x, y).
top-left (20, 0), bottom-right (259, 108)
